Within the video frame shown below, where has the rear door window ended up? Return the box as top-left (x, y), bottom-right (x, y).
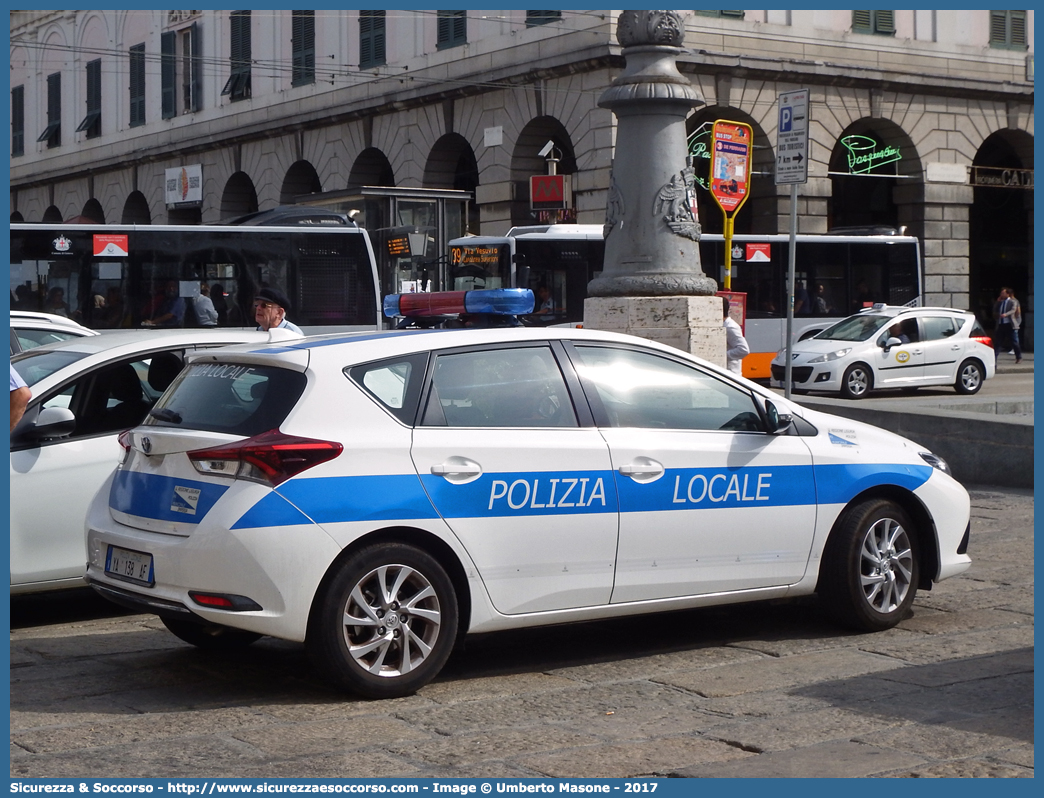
top-left (922, 315), bottom-right (959, 340)
top-left (147, 363), bottom-right (306, 436)
top-left (421, 346), bottom-right (578, 428)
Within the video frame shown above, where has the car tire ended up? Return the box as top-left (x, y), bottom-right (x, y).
top-left (955, 359), bottom-right (984, 395)
top-left (161, 617), bottom-right (262, 649)
top-left (840, 363), bottom-right (873, 400)
top-left (819, 499), bottom-right (919, 632)
top-left (307, 543), bottom-right (458, 699)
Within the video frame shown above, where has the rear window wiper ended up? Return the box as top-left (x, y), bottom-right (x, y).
top-left (149, 407), bottom-right (183, 424)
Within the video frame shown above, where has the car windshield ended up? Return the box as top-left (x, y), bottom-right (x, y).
top-left (11, 350), bottom-right (90, 386)
top-left (814, 314), bottom-right (892, 342)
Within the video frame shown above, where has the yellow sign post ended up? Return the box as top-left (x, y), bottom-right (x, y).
top-left (709, 120), bottom-right (753, 290)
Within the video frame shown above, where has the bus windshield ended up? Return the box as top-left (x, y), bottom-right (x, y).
top-left (814, 314), bottom-right (892, 342)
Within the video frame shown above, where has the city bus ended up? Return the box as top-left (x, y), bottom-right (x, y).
top-left (448, 224), bottom-right (922, 379)
top-left (10, 207), bottom-right (381, 334)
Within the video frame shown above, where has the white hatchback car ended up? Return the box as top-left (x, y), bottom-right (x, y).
top-left (84, 290), bottom-right (972, 698)
top-left (10, 310), bottom-right (98, 354)
top-left (10, 328), bottom-right (300, 594)
top-left (771, 305), bottom-right (995, 399)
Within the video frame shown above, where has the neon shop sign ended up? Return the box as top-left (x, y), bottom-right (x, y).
top-left (840, 135), bottom-right (902, 175)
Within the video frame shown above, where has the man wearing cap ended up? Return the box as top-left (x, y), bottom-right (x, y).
top-left (254, 287), bottom-right (303, 334)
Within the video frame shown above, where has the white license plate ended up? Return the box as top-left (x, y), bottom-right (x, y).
top-left (105, 545), bottom-right (155, 586)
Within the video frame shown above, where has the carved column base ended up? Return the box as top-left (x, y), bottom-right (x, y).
top-left (583, 295), bottom-right (725, 367)
top-left (587, 272), bottom-right (718, 298)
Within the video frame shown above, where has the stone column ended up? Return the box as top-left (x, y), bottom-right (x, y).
top-left (584, 10), bottom-right (724, 365)
top-left (906, 181), bottom-right (973, 311)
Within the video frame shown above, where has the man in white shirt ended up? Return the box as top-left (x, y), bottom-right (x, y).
top-left (723, 296), bottom-right (749, 376)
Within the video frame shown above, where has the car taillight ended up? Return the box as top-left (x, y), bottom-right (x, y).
top-left (972, 335), bottom-right (992, 347)
top-left (117, 430), bottom-right (132, 465)
top-left (188, 429), bottom-right (343, 487)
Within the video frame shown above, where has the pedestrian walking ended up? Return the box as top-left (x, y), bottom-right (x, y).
top-left (994, 287), bottom-right (1022, 364)
top-left (723, 296), bottom-right (749, 376)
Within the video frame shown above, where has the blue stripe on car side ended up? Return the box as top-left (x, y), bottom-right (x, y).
top-left (109, 470), bottom-right (228, 524)
top-left (813, 463), bottom-right (933, 505)
top-left (112, 463), bottom-right (935, 529)
top-left (232, 474), bottom-right (440, 529)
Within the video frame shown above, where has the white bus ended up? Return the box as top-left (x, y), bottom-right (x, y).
top-left (11, 207), bottom-right (382, 334)
top-left (448, 224), bottom-right (922, 380)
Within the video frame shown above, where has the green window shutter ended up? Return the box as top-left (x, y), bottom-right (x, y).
top-left (437, 10), bottom-right (466, 50)
top-left (292, 10), bottom-right (315, 86)
top-left (1011, 10), bottom-right (1027, 46)
top-left (12, 84), bottom-right (25, 156)
top-left (989, 10), bottom-right (1007, 43)
top-left (852, 10), bottom-right (872, 33)
top-left (129, 44), bottom-right (145, 127)
top-left (189, 22), bottom-right (203, 112)
top-left (76, 59), bottom-right (102, 137)
top-left (526, 11), bottom-right (561, 27)
top-left (360, 11), bottom-right (386, 69)
top-left (38, 73), bottom-right (62, 146)
top-left (721, 10), bottom-right (745, 19)
top-left (226, 11), bottom-right (252, 101)
top-left (875, 10), bottom-right (895, 34)
top-left (161, 31), bottom-right (177, 118)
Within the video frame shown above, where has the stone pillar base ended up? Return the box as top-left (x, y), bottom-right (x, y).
top-left (583, 295), bottom-right (725, 368)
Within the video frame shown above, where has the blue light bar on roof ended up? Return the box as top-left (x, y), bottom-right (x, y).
top-left (383, 288), bottom-right (535, 318)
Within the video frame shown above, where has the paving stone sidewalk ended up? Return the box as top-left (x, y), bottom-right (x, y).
top-left (10, 487), bottom-right (1033, 779)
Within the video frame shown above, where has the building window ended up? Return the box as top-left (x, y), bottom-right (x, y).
top-left (182, 23), bottom-right (203, 113)
top-left (164, 24), bottom-right (203, 116)
top-left (37, 73), bottom-right (61, 147)
top-left (292, 10), bottom-right (316, 86)
top-left (437, 10), bottom-right (467, 50)
top-left (129, 44), bottom-right (146, 127)
top-left (526, 11), bottom-right (561, 27)
top-left (76, 59), bottom-right (102, 138)
top-left (359, 10), bottom-right (386, 68)
top-left (695, 10), bottom-right (746, 19)
top-left (990, 10), bottom-right (1027, 49)
top-left (852, 11), bottom-right (895, 35)
top-left (222, 10), bottom-right (252, 101)
top-left (12, 85), bottom-right (24, 156)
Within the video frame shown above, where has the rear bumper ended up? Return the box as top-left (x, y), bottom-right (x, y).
top-left (86, 576), bottom-right (195, 619)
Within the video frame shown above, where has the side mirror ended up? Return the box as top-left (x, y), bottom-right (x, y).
top-left (881, 336), bottom-right (902, 351)
top-left (24, 406), bottom-right (76, 441)
top-left (761, 399), bottom-right (793, 434)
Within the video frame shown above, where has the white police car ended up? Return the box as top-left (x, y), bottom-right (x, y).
top-left (84, 289), bottom-right (972, 699)
top-left (771, 305), bottom-right (995, 399)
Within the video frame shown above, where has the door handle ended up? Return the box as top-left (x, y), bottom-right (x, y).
top-left (430, 457), bottom-right (482, 484)
top-left (618, 457), bottom-right (664, 483)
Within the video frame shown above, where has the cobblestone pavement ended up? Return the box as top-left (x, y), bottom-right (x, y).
top-left (10, 487), bottom-right (1033, 779)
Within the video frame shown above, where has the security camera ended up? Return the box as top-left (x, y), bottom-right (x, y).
top-left (538, 140), bottom-right (555, 158)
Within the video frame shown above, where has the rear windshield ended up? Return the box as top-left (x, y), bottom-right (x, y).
top-left (11, 350), bottom-right (90, 386)
top-left (146, 362), bottom-right (306, 436)
top-left (814, 314), bottom-right (891, 342)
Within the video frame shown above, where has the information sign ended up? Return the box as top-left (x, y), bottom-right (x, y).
top-left (776, 89), bottom-right (809, 185)
top-left (710, 121), bottom-right (753, 213)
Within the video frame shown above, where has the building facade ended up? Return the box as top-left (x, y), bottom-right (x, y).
top-left (10, 9), bottom-right (1034, 343)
